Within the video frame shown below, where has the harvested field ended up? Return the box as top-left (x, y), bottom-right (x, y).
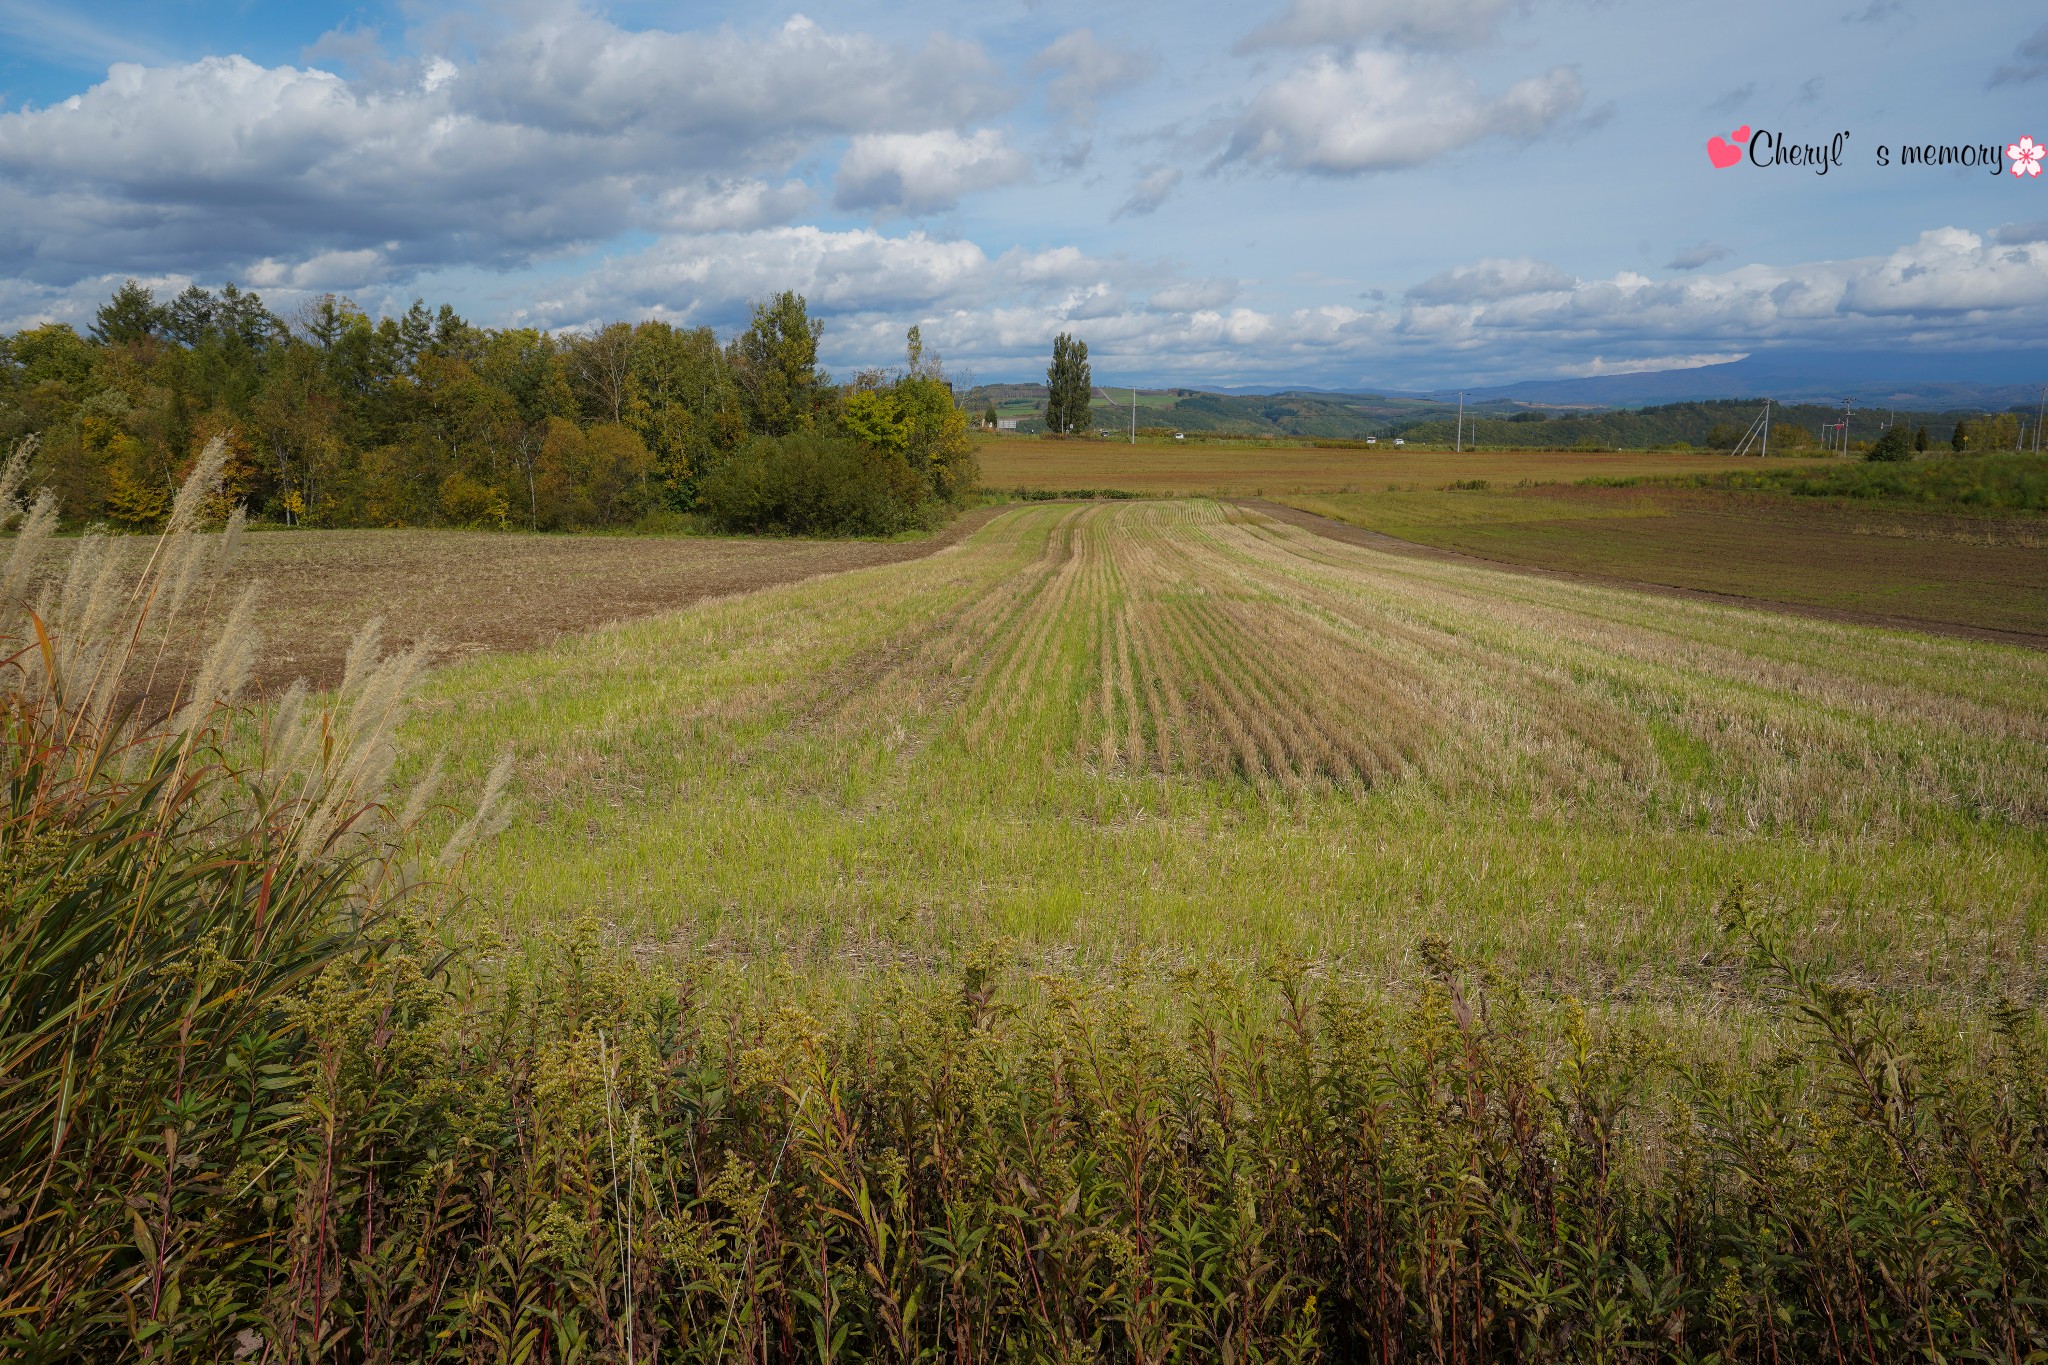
top-left (405, 499), bottom-right (2048, 1012)
top-left (975, 433), bottom-right (1826, 494)
top-left (1282, 484), bottom-right (2048, 640)
top-left (19, 512), bottom-right (998, 694)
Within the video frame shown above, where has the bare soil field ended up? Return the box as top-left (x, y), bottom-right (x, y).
top-left (28, 512), bottom-right (999, 695)
top-left (975, 434), bottom-right (1823, 494)
top-left (1280, 485), bottom-right (2048, 642)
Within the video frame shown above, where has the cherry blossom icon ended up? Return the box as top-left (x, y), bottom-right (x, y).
top-left (2010, 136), bottom-right (2045, 178)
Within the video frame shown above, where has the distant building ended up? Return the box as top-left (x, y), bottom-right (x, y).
top-left (996, 418), bottom-right (1021, 430)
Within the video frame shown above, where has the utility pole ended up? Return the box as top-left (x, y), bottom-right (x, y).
top-left (1456, 391), bottom-right (1465, 453)
top-left (2036, 385), bottom-right (2045, 453)
top-left (1130, 386), bottom-right (1137, 445)
top-left (1761, 399), bottom-right (1771, 458)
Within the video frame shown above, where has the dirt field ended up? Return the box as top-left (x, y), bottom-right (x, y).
top-left (974, 434), bottom-right (1822, 494)
top-left (1278, 485), bottom-right (2048, 642)
top-left (42, 512), bottom-right (999, 695)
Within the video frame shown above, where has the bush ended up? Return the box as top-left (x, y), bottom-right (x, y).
top-left (1865, 423), bottom-right (1914, 463)
top-left (696, 432), bottom-right (926, 536)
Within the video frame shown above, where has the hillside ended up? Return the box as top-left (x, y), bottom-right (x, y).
top-left (967, 384), bottom-right (2018, 451)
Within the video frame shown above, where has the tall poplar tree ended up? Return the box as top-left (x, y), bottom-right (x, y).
top-left (1044, 332), bottom-right (1091, 434)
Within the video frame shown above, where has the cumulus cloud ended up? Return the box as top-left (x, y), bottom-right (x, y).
top-left (649, 179), bottom-right (816, 233)
top-left (1237, 0), bottom-right (1523, 51)
top-left (0, 8), bottom-right (1007, 286)
top-left (1408, 257), bottom-right (1574, 303)
top-left (833, 129), bottom-right (1028, 217)
top-left (1666, 242), bottom-right (1734, 271)
top-left (1033, 30), bottom-right (1151, 120)
top-left (1117, 166), bottom-right (1183, 218)
top-left (12, 221), bottom-right (2044, 390)
top-left (1222, 50), bottom-right (1582, 174)
top-left (1393, 230), bottom-right (2048, 364)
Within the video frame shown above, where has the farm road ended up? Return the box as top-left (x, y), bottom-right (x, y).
top-left (1239, 498), bottom-right (2048, 653)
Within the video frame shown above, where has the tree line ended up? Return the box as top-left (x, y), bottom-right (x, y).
top-left (0, 282), bottom-right (977, 534)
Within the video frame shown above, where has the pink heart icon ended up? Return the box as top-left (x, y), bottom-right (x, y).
top-left (1707, 135), bottom-right (1742, 169)
top-left (1732, 125), bottom-right (1751, 142)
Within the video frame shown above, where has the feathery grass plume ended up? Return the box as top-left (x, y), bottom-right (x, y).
top-left (0, 437), bottom-right (34, 526)
top-left (169, 582), bottom-right (257, 738)
top-left (0, 492), bottom-right (55, 645)
top-left (435, 750), bottom-right (513, 867)
top-left (1, 432), bottom-right (503, 1360)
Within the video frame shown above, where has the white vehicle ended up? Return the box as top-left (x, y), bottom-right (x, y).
top-left (1365, 436), bottom-right (1377, 446)
top-left (1392, 438), bottom-right (1406, 447)
top-left (1174, 432), bottom-right (1185, 442)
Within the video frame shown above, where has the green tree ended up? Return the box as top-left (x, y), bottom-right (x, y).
top-left (1951, 419), bottom-right (1969, 452)
top-left (90, 280), bottom-right (165, 347)
top-left (1865, 423), bottom-right (1913, 463)
top-left (563, 321), bottom-right (635, 425)
top-left (9, 324), bottom-right (99, 390)
top-left (623, 321), bottom-right (742, 509)
top-left (1914, 425), bottom-right (1929, 453)
top-left (732, 291), bottom-right (824, 437)
top-left (1045, 332), bottom-right (1091, 435)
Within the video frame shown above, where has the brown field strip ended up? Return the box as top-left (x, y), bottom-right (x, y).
top-left (22, 509), bottom-right (1001, 694)
top-left (974, 435), bottom-right (1827, 494)
top-left (1259, 492), bottom-right (2048, 648)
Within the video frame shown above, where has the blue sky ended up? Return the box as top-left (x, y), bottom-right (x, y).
top-left (2, 0), bottom-right (2045, 386)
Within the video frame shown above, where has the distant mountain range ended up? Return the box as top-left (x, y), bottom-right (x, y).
top-left (1187, 350), bottom-right (2048, 412)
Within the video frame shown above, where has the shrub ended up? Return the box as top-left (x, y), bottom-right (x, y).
top-left (436, 470), bottom-right (510, 526)
top-left (696, 432), bottom-right (925, 536)
top-left (1864, 423), bottom-right (1914, 462)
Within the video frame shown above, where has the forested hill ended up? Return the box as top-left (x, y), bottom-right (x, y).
top-left (972, 384), bottom-right (2019, 451)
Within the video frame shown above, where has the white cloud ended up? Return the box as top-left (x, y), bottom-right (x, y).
top-left (0, 8), bottom-right (1007, 285)
top-left (1408, 257), bottom-right (1574, 302)
top-left (1568, 352), bottom-right (1748, 377)
top-left (1117, 166), bottom-right (1183, 218)
top-left (1032, 29), bottom-right (1152, 120)
top-left (1389, 231), bottom-right (2048, 363)
top-left (833, 129), bottom-right (1028, 217)
top-left (1222, 50), bottom-right (1582, 174)
top-left (650, 179), bottom-right (816, 233)
top-left (1238, 0), bottom-right (1524, 52)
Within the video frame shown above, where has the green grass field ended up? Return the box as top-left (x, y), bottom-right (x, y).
top-left (17, 476), bottom-right (2048, 1360)
top-left (407, 499), bottom-right (2048, 1020)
